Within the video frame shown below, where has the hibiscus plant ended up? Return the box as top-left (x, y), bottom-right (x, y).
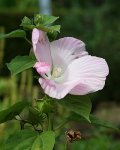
top-left (0, 14), bottom-right (118, 150)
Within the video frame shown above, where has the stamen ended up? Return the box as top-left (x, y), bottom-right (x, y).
top-left (52, 67), bottom-right (62, 78)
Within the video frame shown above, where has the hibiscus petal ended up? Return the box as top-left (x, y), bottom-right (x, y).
top-left (39, 78), bottom-right (80, 99)
top-left (32, 28), bottom-right (52, 66)
top-left (39, 55), bottom-right (109, 99)
top-left (50, 37), bottom-right (88, 72)
top-left (61, 55), bottom-right (109, 95)
top-left (34, 62), bottom-right (50, 74)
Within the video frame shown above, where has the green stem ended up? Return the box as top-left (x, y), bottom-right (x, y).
top-left (24, 37), bottom-right (32, 45)
top-left (64, 140), bottom-right (68, 150)
top-left (0, 26), bottom-right (5, 69)
top-left (54, 120), bottom-right (68, 131)
top-left (19, 71), bottom-right (26, 100)
top-left (47, 113), bottom-right (52, 130)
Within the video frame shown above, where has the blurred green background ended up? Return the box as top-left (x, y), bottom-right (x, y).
top-left (0, 0), bottom-right (120, 149)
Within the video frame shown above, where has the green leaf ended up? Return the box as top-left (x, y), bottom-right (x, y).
top-left (5, 129), bottom-right (38, 150)
top-left (42, 15), bottom-right (59, 25)
top-left (20, 16), bottom-right (35, 30)
top-left (19, 15), bottom-right (60, 33)
top-left (36, 24), bottom-right (61, 33)
top-left (36, 99), bottom-right (54, 114)
top-left (47, 31), bottom-right (58, 41)
top-left (5, 129), bottom-right (55, 150)
top-left (49, 25), bottom-right (61, 33)
top-left (0, 101), bottom-right (28, 124)
top-left (90, 114), bottom-right (119, 130)
top-left (7, 55), bottom-right (36, 76)
top-left (34, 14), bottom-right (44, 25)
top-left (20, 24), bottom-right (35, 30)
top-left (21, 16), bottom-right (32, 25)
top-left (28, 107), bottom-right (46, 125)
top-left (39, 131), bottom-right (55, 150)
top-left (34, 14), bottom-right (59, 26)
top-left (68, 113), bottom-right (119, 130)
top-left (58, 95), bottom-right (92, 122)
top-left (0, 30), bottom-right (26, 39)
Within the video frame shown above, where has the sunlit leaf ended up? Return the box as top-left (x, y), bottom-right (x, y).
top-left (42, 15), bottom-right (59, 25)
top-left (37, 24), bottom-right (61, 33)
top-left (20, 16), bottom-right (35, 30)
top-left (21, 16), bottom-right (32, 25)
top-left (49, 25), bottom-right (61, 33)
top-left (7, 55), bottom-right (36, 76)
top-left (34, 14), bottom-right (59, 26)
top-left (20, 15), bottom-right (60, 33)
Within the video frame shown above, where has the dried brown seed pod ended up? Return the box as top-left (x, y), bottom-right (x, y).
top-left (65, 129), bottom-right (81, 143)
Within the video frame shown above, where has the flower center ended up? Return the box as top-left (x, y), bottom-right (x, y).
top-left (52, 67), bottom-right (62, 78)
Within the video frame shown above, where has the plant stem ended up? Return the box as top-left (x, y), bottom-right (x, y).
top-left (24, 37), bottom-right (32, 45)
top-left (64, 140), bottom-right (68, 150)
top-left (54, 120), bottom-right (68, 131)
top-left (47, 113), bottom-right (52, 130)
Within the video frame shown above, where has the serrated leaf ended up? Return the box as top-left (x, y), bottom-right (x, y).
top-left (34, 14), bottom-right (59, 26)
top-left (68, 113), bottom-right (119, 130)
top-left (5, 129), bottom-right (55, 150)
top-left (42, 15), bottom-right (59, 25)
top-left (21, 16), bottom-right (32, 25)
top-left (49, 25), bottom-right (61, 33)
top-left (0, 30), bottom-right (26, 39)
top-left (19, 15), bottom-right (60, 33)
top-left (20, 16), bottom-right (35, 30)
top-left (36, 24), bottom-right (61, 33)
top-left (0, 101), bottom-right (28, 124)
top-left (7, 55), bottom-right (36, 76)
top-left (58, 95), bottom-right (92, 122)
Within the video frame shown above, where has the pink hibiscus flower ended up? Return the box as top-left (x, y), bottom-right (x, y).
top-left (32, 28), bottom-right (109, 99)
